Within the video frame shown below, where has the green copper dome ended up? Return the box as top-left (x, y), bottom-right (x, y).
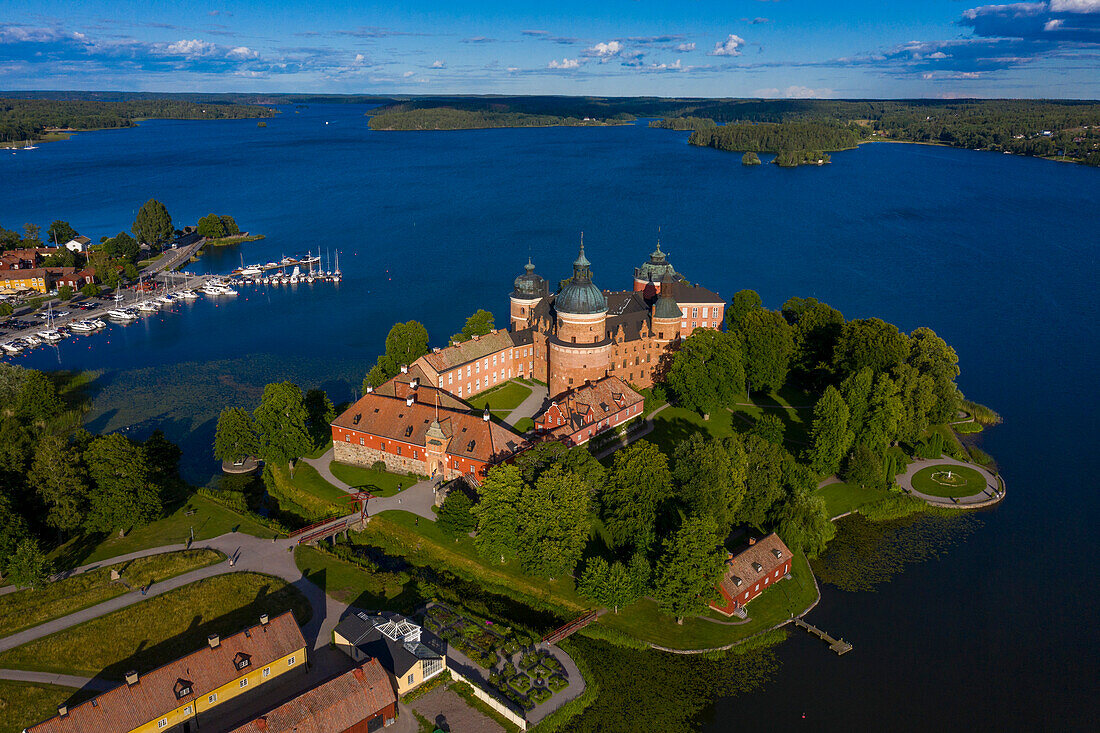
top-left (634, 241), bottom-right (679, 284)
top-left (556, 242), bottom-right (607, 315)
top-left (654, 272), bottom-right (681, 319)
top-left (512, 258), bottom-right (545, 299)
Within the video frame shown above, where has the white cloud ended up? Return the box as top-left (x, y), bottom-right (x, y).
top-left (431, 59), bottom-right (445, 68)
top-left (547, 57), bottom-right (580, 69)
top-left (928, 51), bottom-right (949, 59)
top-left (642, 59), bottom-right (683, 72)
top-left (403, 70), bottom-right (415, 77)
top-left (589, 40), bottom-right (622, 58)
top-left (709, 34), bottom-right (746, 57)
top-left (676, 42), bottom-right (696, 51)
top-left (506, 66), bottom-right (519, 72)
top-left (161, 39), bottom-right (217, 57)
top-left (1049, 0), bottom-right (1100, 11)
top-left (226, 46), bottom-right (258, 60)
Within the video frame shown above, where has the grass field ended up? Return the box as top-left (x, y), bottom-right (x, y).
top-left (466, 381), bottom-right (532, 413)
top-left (329, 461), bottom-right (411, 497)
top-left (911, 464), bottom-right (988, 497)
top-left (512, 416), bottom-right (534, 433)
top-left (268, 462), bottom-right (347, 519)
top-left (815, 481), bottom-right (884, 518)
top-left (0, 573), bottom-right (311, 679)
top-left (0, 680), bottom-right (79, 733)
top-left (648, 407), bottom-right (736, 455)
top-left (599, 549), bottom-right (818, 649)
top-left (0, 549), bottom-right (223, 638)
top-left (50, 493), bottom-right (276, 569)
top-left (294, 545), bottom-right (417, 613)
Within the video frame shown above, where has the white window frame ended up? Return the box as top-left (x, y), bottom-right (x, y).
top-left (208, 693), bottom-right (218, 703)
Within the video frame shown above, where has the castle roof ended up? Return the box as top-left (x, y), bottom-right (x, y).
top-left (634, 241), bottom-right (680, 284)
top-left (654, 272), bottom-right (683, 319)
top-left (556, 241), bottom-right (607, 316)
top-left (512, 258), bottom-right (547, 300)
top-left (420, 329), bottom-right (516, 373)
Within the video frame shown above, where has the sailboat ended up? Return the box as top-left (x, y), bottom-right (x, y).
top-left (333, 250), bottom-right (342, 283)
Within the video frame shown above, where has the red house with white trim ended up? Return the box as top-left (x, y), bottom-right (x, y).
top-left (709, 533), bottom-right (793, 618)
top-left (532, 376), bottom-right (644, 446)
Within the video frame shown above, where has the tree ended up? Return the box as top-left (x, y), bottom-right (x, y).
top-left (80, 282), bottom-right (100, 297)
top-left (4, 538), bottom-right (50, 589)
top-left (725, 289), bottom-right (762, 331)
top-left (451, 309), bottom-right (495, 344)
top-left (304, 388), bottom-right (336, 440)
top-left (219, 215), bottom-right (240, 236)
top-left (42, 248), bottom-right (77, 268)
top-left (734, 308), bottom-right (794, 393)
top-left (22, 223), bottom-right (42, 246)
top-left (652, 514), bottom-right (727, 623)
top-left (438, 489), bottom-right (476, 535)
top-left (843, 444), bottom-right (883, 489)
top-left (862, 373), bottom-right (904, 450)
top-left (28, 434), bottom-right (86, 533)
top-left (103, 231), bottom-right (140, 262)
top-left (252, 382), bottom-right (312, 470)
top-left (600, 440), bottom-right (672, 552)
top-left (907, 327), bottom-right (960, 424)
top-left (46, 220), bottom-right (78, 245)
top-left (672, 434), bottom-right (747, 533)
top-left (214, 407), bottom-right (259, 463)
top-left (840, 367), bottom-right (874, 439)
top-left (0, 495), bottom-right (31, 570)
top-left (512, 440), bottom-right (605, 495)
top-left (85, 433), bottom-right (161, 531)
top-left (833, 318), bottom-right (911, 378)
top-left (807, 385), bottom-right (853, 475)
top-left (0, 302), bottom-right (11, 318)
top-left (773, 487), bottom-right (836, 558)
top-left (516, 465), bottom-right (591, 578)
top-left (365, 321), bottom-right (430, 388)
top-left (143, 429), bottom-right (182, 477)
top-left (782, 297), bottom-right (845, 385)
top-left (741, 151), bottom-right (761, 166)
top-left (197, 213), bottom-right (227, 239)
top-left (737, 435), bottom-right (789, 528)
top-left (57, 284), bottom-right (73, 301)
top-left (13, 369), bottom-right (61, 426)
top-left (578, 556), bottom-right (647, 614)
top-left (750, 413), bottom-right (786, 446)
top-left (132, 199), bottom-right (173, 247)
top-left (472, 464), bottom-right (525, 562)
top-left (665, 329), bottom-right (744, 416)
top-left (893, 364), bottom-right (936, 445)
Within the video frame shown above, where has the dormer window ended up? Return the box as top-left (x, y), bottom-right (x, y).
top-left (405, 425), bottom-right (414, 437)
top-left (234, 653), bottom-right (251, 671)
top-left (751, 562), bottom-right (763, 573)
top-left (732, 576), bottom-right (743, 587)
top-left (174, 679), bottom-right (193, 699)
top-left (467, 440), bottom-right (476, 452)
top-left (772, 548), bottom-right (783, 559)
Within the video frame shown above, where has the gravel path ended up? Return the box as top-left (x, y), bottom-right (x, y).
top-left (897, 454), bottom-right (1005, 507)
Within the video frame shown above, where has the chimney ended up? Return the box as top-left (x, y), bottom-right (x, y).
top-left (410, 377), bottom-right (419, 389)
top-left (57, 704), bottom-right (68, 717)
top-left (125, 670), bottom-right (139, 686)
top-left (256, 718), bottom-right (268, 732)
top-left (208, 633), bottom-right (220, 649)
top-left (400, 364), bottom-right (408, 374)
top-left (406, 394), bottom-right (415, 406)
top-left (365, 385), bottom-right (373, 394)
top-left (748, 537), bottom-right (756, 546)
top-left (353, 667), bottom-right (366, 682)
top-left (259, 613), bottom-right (269, 626)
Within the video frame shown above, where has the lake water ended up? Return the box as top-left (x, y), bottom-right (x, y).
top-left (2, 104), bottom-right (1097, 729)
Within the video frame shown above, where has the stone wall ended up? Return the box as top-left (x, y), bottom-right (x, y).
top-left (333, 439), bottom-right (426, 477)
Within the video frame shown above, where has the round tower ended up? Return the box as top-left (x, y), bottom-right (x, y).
top-left (549, 241), bottom-right (611, 396)
top-left (652, 272), bottom-right (683, 345)
top-left (510, 258), bottom-right (546, 331)
top-left (633, 241), bottom-right (678, 294)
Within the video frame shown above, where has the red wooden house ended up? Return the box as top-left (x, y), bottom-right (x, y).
top-left (709, 533), bottom-right (793, 618)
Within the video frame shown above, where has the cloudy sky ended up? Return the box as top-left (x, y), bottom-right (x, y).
top-left (1, 0), bottom-right (1098, 97)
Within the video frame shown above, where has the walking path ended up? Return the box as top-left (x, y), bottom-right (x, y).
top-left (898, 455), bottom-right (1005, 508)
top-left (0, 668), bottom-right (116, 692)
top-left (505, 384), bottom-right (549, 425)
top-left (301, 449), bottom-right (438, 520)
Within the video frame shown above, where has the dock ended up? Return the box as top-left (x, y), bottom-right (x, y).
top-left (793, 617), bottom-right (853, 655)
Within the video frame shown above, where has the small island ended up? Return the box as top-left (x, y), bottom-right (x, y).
top-left (368, 103), bottom-right (633, 131)
top-left (741, 151), bottom-right (761, 166)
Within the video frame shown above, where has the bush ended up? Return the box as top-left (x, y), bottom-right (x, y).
top-left (548, 673), bottom-right (568, 692)
top-left (954, 421), bottom-right (983, 434)
top-left (510, 673), bottom-right (532, 693)
top-left (371, 460), bottom-right (387, 472)
top-left (968, 446), bottom-right (996, 468)
top-left (80, 282), bottom-right (100, 297)
top-left (57, 285), bottom-right (73, 301)
top-left (529, 685), bottom-right (553, 705)
top-left (960, 398), bottom-right (1001, 425)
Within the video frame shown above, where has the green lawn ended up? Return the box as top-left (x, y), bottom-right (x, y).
top-left (0, 573), bottom-right (311, 679)
top-left (648, 407), bottom-right (736, 455)
top-left (329, 461), bottom-right (412, 497)
top-left (294, 546), bottom-right (417, 612)
top-left (0, 549), bottom-right (223, 638)
top-left (599, 549), bottom-right (818, 650)
top-left (466, 381), bottom-right (532, 413)
top-left (911, 465), bottom-right (988, 498)
top-left (0, 680), bottom-right (81, 733)
top-left (267, 463), bottom-right (347, 520)
top-left (815, 481), bottom-right (885, 518)
top-left (50, 493), bottom-right (276, 569)
top-left (512, 417), bottom-right (534, 434)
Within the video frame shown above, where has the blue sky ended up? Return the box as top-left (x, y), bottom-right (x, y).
top-left (1, 1), bottom-right (1098, 97)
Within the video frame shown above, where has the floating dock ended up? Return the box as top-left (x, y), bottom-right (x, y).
top-left (793, 617), bottom-right (853, 655)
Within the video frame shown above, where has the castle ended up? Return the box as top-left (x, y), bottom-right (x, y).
top-left (331, 241), bottom-right (725, 481)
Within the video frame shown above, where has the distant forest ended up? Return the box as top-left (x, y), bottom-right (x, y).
top-left (367, 103), bottom-right (633, 130)
top-left (686, 122), bottom-right (863, 155)
top-left (0, 98), bottom-right (275, 144)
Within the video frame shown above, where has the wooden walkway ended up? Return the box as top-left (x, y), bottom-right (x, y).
top-left (541, 610), bottom-right (598, 646)
top-left (793, 618), bottom-right (853, 655)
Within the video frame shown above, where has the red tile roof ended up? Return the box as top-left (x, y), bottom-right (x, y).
top-left (536, 376), bottom-right (643, 437)
top-left (716, 533), bottom-right (792, 602)
top-left (419, 329), bottom-right (515, 372)
top-left (331, 380), bottom-right (525, 463)
top-left (27, 612), bottom-right (306, 733)
top-left (227, 661), bottom-right (396, 733)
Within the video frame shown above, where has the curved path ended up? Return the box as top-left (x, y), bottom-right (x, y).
top-left (898, 455), bottom-right (1005, 507)
top-left (301, 449), bottom-right (438, 520)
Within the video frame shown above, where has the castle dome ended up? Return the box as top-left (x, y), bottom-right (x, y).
top-left (556, 241), bottom-right (607, 315)
top-left (634, 241), bottom-right (679, 284)
top-left (653, 273), bottom-right (682, 319)
top-left (512, 258), bottom-right (545, 299)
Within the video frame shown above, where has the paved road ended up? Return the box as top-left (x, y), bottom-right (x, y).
top-left (898, 454), bottom-right (1005, 507)
top-left (301, 449), bottom-right (438, 520)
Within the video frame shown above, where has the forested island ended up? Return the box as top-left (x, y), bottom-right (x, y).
top-left (0, 98), bottom-right (276, 146)
top-left (673, 121), bottom-right (860, 167)
top-left (368, 103), bottom-right (632, 131)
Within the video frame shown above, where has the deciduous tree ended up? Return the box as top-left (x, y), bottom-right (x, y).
top-left (438, 489), bottom-right (476, 536)
top-left (578, 556), bottom-right (647, 614)
top-left (253, 382), bottom-right (312, 470)
top-left (85, 433), bottom-right (161, 531)
top-left (197, 213), bottom-right (227, 239)
top-left (472, 464), bottom-right (525, 563)
top-left (725, 289), bottom-right (762, 331)
top-left (4, 538), bottom-right (50, 589)
top-left (665, 329), bottom-right (744, 416)
top-left (215, 407), bottom-right (259, 463)
top-left (736, 434), bottom-right (789, 529)
top-left (46, 220), bottom-right (78, 245)
top-left (451, 309), bottom-right (495, 344)
top-left (516, 465), bottom-right (591, 579)
top-left (600, 440), bottom-right (671, 552)
top-left (833, 318), bottom-right (911, 378)
top-left (734, 308), bottom-right (794, 393)
top-left (807, 385), bottom-right (853, 475)
top-left (672, 434), bottom-right (747, 532)
top-left (750, 413), bottom-right (786, 446)
top-left (773, 485), bottom-right (836, 558)
top-left (652, 514), bottom-right (727, 623)
top-left (132, 199), bottom-right (173, 246)
top-left (28, 434), bottom-right (86, 533)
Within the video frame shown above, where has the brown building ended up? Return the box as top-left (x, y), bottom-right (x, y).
top-left (532, 375), bottom-right (645, 446)
top-left (0, 247), bottom-right (61, 270)
top-left (709, 533), bottom-right (793, 618)
top-left (227, 660), bottom-right (398, 733)
top-left (509, 241), bottom-right (725, 396)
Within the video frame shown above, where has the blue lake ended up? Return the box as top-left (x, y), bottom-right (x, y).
top-left (2, 104), bottom-right (1097, 729)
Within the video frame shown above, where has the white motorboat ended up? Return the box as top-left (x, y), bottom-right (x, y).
top-left (1, 341), bottom-right (23, 354)
top-left (107, 308), bottom-right (136, 320)
top-left (23, 335), bottom-right (42, 346)
top-left (157, 295), bottom-right (174, 305)
top-left (240, 266), bottom-right (263, 277)
top-left (177, 290), bottom-right (198, 299)
top-left (37, 330), bottom-right (64, 342)
top-left (69, 321), bottom-right (96, 332)
top-left (92, 319), bottom-right (106, 328)
top-left (137, 301), bottom-right (159, 312)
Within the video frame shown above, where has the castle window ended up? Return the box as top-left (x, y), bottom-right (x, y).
top-left (360, 437), bottom-right (364, 446)
top-left (448, 373), bottom-right (453, 385)
top-left (702, 307), bottom-right (708, 318)
top-left (380, 442), bottom-right (386, 451)
top-left (659, 332), bottom-right (664, 339)
top-left (571, 336), bottom-right (576, 343)
top-left (397, 446), bottom-right (402, 455)
top-left (692, 308), bottom-right (698, 318)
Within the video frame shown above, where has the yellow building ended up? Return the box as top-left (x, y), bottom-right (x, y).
top-left (0, 268), bottom-right (49, 293)
top-left (27, 611), bottom-right (307, 733)
top-left (333, 611), bottom-right (447, 696)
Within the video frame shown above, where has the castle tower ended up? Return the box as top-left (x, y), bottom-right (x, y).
top-left (633, 239), bottom-right (679, 295)
top-left (510, 258), bottom-right (547, 331)
top-left (549, 239), bottom-right (610, 396)
top-left (652, 272), bottom-right (683, 346)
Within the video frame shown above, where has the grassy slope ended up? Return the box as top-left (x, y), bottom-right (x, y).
top-left (598, 549), bottom-right (818, 649)
top-left (328, 462), bottom-right (411, 497)
top-left (815, 481), bottom-right (882, 518)
top-left (0, 573), bottom-right (311, 678)
top-left (294, 546), bottom-right (418, 613)
top-left (50, 493), bottom-right (276, 568)
top-left (0, 549), bottom-right (223, 638)
top-left (268, 462), bottom-right (346, 519)
top-left (0, 680), bottom-right (80, 733)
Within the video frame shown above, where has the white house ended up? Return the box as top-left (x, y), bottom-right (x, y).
top-left (64, 236), bottom-right (91, 253)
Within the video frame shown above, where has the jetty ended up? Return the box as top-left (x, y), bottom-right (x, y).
top-left (540, 610), bottom-right (598, 646)
top-left (793, 617), bottom-right (853, 655)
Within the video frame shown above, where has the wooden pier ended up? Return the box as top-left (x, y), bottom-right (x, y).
top-left (793, 617), bottom-right (853, 655)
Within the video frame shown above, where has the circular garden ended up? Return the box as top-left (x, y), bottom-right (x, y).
top-left (910, 464), bottom-right (989, 498)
